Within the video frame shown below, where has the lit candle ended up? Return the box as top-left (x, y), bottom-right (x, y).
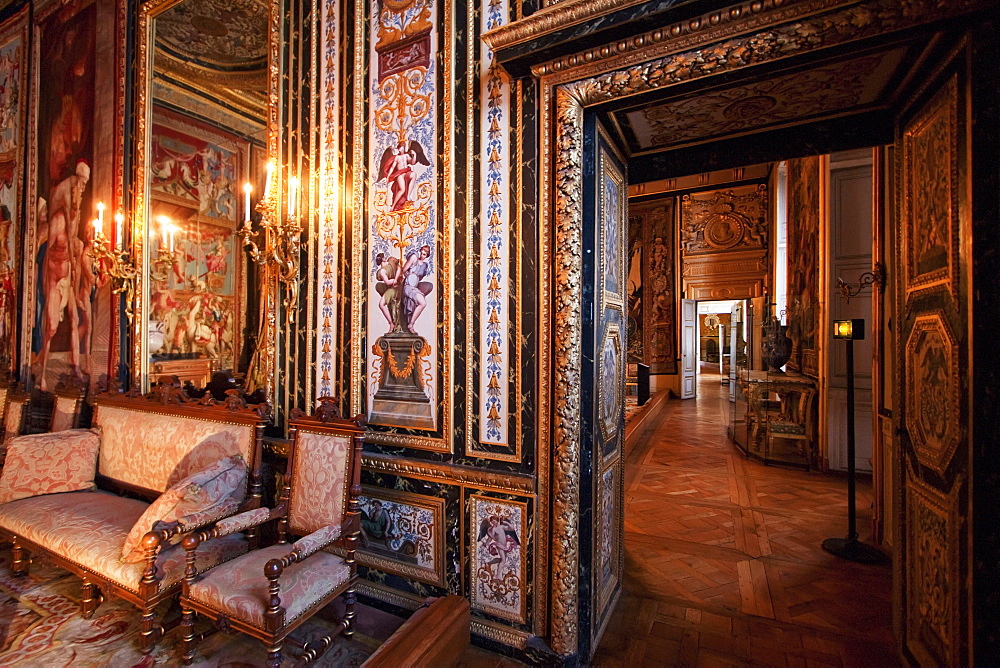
top-left (92, 217), bottom-right (102, 236)
top-left (243, 183), bottom-right (252, 223)
top-left (157, 216), bottom-right (171, 247)
top-left (264, 161), bottom-right (275, 198)
top-left (288, 176), bottom-right (299, 218)
top-left (168, 225), bottom-right (176, 253)
top-left (96, 201), bottom-right (105, 229)
top-left (115, 213), bottom-right (124, 247)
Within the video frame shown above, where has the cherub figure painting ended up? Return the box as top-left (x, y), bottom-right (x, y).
top-left (378, 139), bottom-right (430, 211)
top-left (477, 513), bottom-right (521, 580)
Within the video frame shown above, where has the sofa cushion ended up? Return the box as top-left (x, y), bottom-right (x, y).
top-left (121, 455), bottom-right (247, 563)
top-left (186, 544), bottom-right (351, 628)
top-left (0, 430), bottom-right (100, 504)
top-left (0, 490), bottom-right (248, 592)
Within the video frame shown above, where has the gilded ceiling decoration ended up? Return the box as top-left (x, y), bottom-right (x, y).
top-left (618, 47), bottom-right (906, 152)
top-left (155, 0), bottom-right (268, 71)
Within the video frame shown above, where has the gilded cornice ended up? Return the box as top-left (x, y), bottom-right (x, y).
top-left (482, 0), bottom-right (649, 51)
top-left (361, 452), bottom-right (535, 494)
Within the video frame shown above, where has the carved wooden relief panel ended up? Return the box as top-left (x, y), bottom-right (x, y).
top-left (681, 185), bottom-right (767, 255)
top-left (786, 156), bottom-right (821, 377)
top-left (680, 183), bottom-right (769, 304)
top-left (629, 198), bottom-right (675, 374)
top-left (896, 68), bottom-right (970, 668)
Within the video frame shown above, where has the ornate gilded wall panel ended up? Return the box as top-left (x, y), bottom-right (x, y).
top-left (469, 494), bottom-right (528, 624)
top-left (471, 0), bottom-right (520, 459)
top-left (903, 76), bottom-right (959, 302)
top-left (0, 8), bottom-right (28, 375)
top-left (316, 0), bottom-right (340, 400)
top-left (904, 313), bottom-right (961, 475)
top-left (786, 156), bottom-right (821, 377)
top-left (629, 198), bottom-right (675, 375)
top-left (904, 468), bottom-right (962, 667)
top-left (359, 0), bottom-right (453, 452)
top-left (680, 185), bottom-right (767, 255)
top-left (895, 54), bottom-right (971, 668)
top-left (354, 485), bottom-right (447, 588)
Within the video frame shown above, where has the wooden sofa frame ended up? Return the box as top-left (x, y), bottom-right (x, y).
top-left (0, 385), bottom-right (270, 652)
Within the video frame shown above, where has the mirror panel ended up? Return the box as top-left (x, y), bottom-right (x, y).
top-left (135, 0), bottom-right (272, 389)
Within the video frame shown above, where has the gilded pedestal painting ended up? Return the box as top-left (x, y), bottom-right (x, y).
top-left (0, 11), bottom-right (27, 374)
top-left (366, 0), bottom-right (439, 431)
top-left (147, 107), bottom-right (245, 371)
top-left (28, 1), bottom-right (96, 391)
top-left (470, 495), bottom-right (526, 624)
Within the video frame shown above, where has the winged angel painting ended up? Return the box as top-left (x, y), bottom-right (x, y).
top-left (472, 496), bottom-right (525, 622)
top-left (378, 139), bottom-right (430, 212)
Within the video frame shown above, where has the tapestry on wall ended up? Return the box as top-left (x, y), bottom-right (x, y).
top-left (629, 198), bottom-right (676, 375)
top-left (0, 10), bottom-right (27, 375)
top-left (626, 217), bottom-right (643, 362)
top-left (786, 156), bottom-right (821, 376)
top-left (146, 106), bottom-right (246, 371)
top-left (366, 0), bottom-right (439, 431)
top-left (26, 0), bottom-right (97, 392)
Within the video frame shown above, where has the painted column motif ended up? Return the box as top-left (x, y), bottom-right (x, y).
top-left (367, 0), bottom-right (438, 430)
top-left (478, 0), bottom-right (510, 446)
top-left (317, 0), bottom-right (339, 399)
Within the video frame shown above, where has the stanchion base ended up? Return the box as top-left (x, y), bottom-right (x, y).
top-left (822, 537), bottom-right (887, 565)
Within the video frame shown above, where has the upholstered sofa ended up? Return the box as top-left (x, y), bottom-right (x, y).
top-left (0, 387), bottom-right (270, 652)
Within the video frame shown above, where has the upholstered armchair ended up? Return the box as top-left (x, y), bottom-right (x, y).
top-left (1, 385), bottom-right (30, 467)
top-left (179, 400), bottom-right (365, 667)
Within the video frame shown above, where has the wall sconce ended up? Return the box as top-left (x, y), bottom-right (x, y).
top-left (240, 161), bottom-right (302, 324)
top-left (149, 216), bottom-right (178, 283)
top-left (91, 202), bottom-right (139, 323)
top-left (836, 262), bottom-right (885, 303)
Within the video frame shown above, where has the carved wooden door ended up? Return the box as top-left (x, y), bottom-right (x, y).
top-left (892, 26), bottom-right (997, 665)
top-left (579, 117), bottom-right (627, 659)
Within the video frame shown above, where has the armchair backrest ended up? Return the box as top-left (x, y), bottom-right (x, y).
top-left (286, 403), bottom-right (365, 537)
top-left (2, 389), bottom-right (29, 443)
top-left (92, 390), bottom-right (269, 500)
top-left (51, 375), bottom-right (89, 432)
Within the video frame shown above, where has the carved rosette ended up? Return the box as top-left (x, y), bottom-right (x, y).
top-left (904, 313), bottom-right (961, 475)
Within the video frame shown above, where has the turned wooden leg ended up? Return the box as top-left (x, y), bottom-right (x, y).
top-left (343, 587), bottom-right (357, 638)
top-left (139, 606), bottom-right (162, 654)
top-left (81, 579), bottom-right (102, 618)
top-left (181, 606), bottom-right (197, 665)
top-left (266, 641), bottom-right (283, 668)
top-left (11, 541), bottom-right (28, 576)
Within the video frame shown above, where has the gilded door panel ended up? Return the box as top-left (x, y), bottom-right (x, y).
top-left (895, 63), bottom-right (970, 667)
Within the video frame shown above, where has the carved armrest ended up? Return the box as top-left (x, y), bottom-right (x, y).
top-left (289, 523), bottom-right (342, 561)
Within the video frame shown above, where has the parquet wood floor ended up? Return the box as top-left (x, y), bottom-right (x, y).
top-left (593, 376), bottom-right (896, 668)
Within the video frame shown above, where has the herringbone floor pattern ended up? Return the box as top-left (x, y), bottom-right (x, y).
top-left (592, 375), bottom-right (896, 668)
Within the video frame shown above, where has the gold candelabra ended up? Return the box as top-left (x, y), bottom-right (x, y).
top-left (239, 163), bottom-right (302, 324)
top-left (91, 206), bottom-right (139, 323)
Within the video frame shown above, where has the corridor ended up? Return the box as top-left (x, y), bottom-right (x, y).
top-left (592, 376), bottom-right (895, 667)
